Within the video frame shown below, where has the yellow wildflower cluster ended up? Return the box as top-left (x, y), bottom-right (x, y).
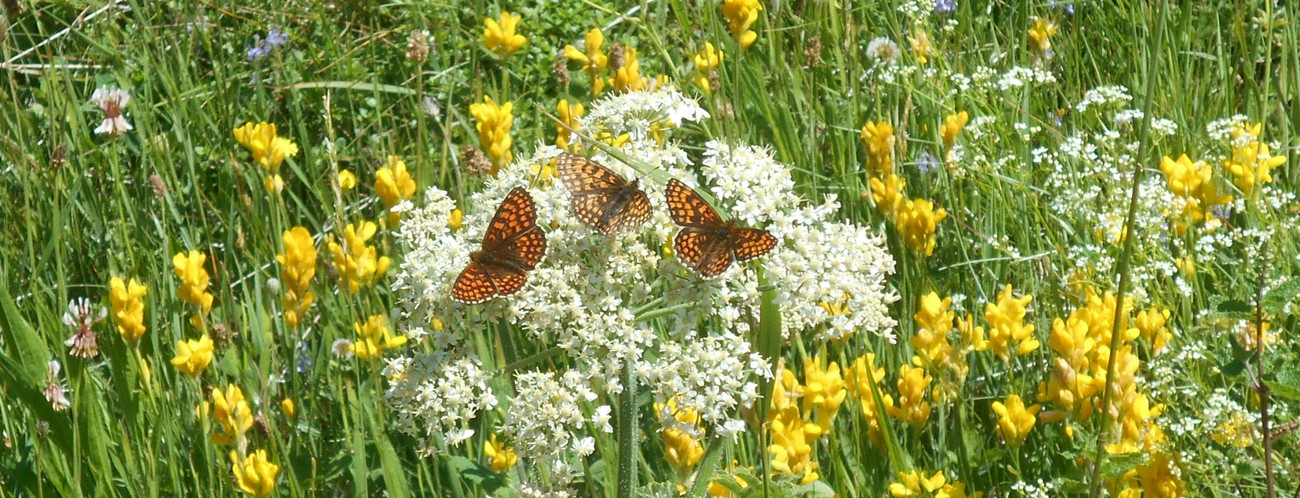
top-left (109, 276), bottom-right (147, 347)
top-left (656, 397), bottom-right (704, 477)
top-left (173, 250), bottom-right (214, 328)
top-left (351, 315), bottom-right (407, 360)
top-left (1135, 306), bottom-right (1172, 353)
top-left (610, 47), bottom-right (663, 94)
top-left (721, 0), bottom-right (762, 50)
top-left (1222, 122), bottom-right (1287, 197)
top-left (233, 121), bottom-right (299, 194)
top-left (909, 27), bottom-right (932, 66)
top-left (482, 11), bottom-right (526, 59)
top-left (211, 384), bottom-right (255, 447)
top-left (888, 360), bottom-right (932, 428)
top-left (375, 155), bottom-right (417, 225)
top-left (469, 96), bottom-right (514, 172)
top-left (912, 292), bottom-right (987, 401)
top-left (484, 434), bottom-right (518, 472)
top-left (1159, 154), bottom-right (1232, 233)
top-left (1027, 17), bottom-right (1058, 56)
top-left (860, 119), bottom-right (947, 255)
top-left (895, 198), bottom-right (948, 256)
top-left (844, 354), bottom-right (893, 446)
top-left (327, 221), bottom-right (392, 295)
top-left (984, 284), bottom-right (1039, 360)
top-left (940, 111), bottom-right (969, 151)
top-left (171, 335), bottom-right (213, 378)
top-left (1117, 452), bottom-right (1185, 498)
top-left (564, 28), bottom-right (610, 96)
top-left (766, 361), bottom-right (843, 484)
top-left (691, 42), bottom-right (724, 95)
top-left (889, 470), bottom-right (976, 498)
top-left (231, 449), bottom-right (279, 498)
top-left (869, 173), bottom-right (906, 218)
top-left (860, 121), bottom-right (895, 180)
top-left (992, 394), bottom-right (1041, 446)
top-left (555, 99), bottom-right (584, 151)
top-left (276, 227), bottom-right (316, 328)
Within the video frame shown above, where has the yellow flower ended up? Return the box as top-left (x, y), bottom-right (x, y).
top-left (869, 173), bottom-right (906, 219)
top-left (375, 155), bottom-right (417, 224)
top-left (889, 470), bottom-right (946, 497)
top-left (895, 198), bottom-right (947, 256)
top-left (109, 277), bottom-right (147, 347)
top-left (482, 11), bottom-right (526, 59)
top-left (663, 424), bottom-right (704, 475)
top-left (448, 209), bottom-right (464, 231)
top-left (1128, 453), bottom-right (1185, 498)
top-left (691, 42), bottom-right (724, 93)
top-left (172, 250), bottom-right (214, 320)
top-left (211, 384), bottom-right (254, 446)
top-left (555, 99), bottom-right (584, 151)
top-left (280, 398), bottom-right (296, 422)
top-left (801, 357), bottom-right (847, 432)
top-left (767, 404), bottom-right (819, 484)
top-left (721, 0), bottom-right (763, 50)
top-left (469, 96), bottom-right (514, 172)
top-left (860, 120), bottom-right (895, 178)
top-left (1027, 17), bottom-right (1058, 55)
top-left (940, 111), bottom-right (969, 149)
top-left (912, 292), bottom-right (955, 366)
top-left (484, 434), bottom-right (518, 472)
top-left (984, 284), bottom-right (1038, 359)
top-left (171, 335), bottom-right (213, 378)
top-left (909, 28), bottom-right (932, 65)
top-left (327, 221), bottom-right (392, 294)
top-left (231, 449), bottom-right (279, 498)
top-left (610, 47), bottom-right (646, 93)
top-left (233, 121), bottom-right (299, 193)
top-left (1223, 134), bottom-right (1286, 196)
top-left (957, 313), bottom-right (989, 352)
top-left (564, 28), bottom-right (609, 96)
top-left (277, 227), bottom-right (317, 328)
top-left (1135, 306), bottom-right (1172, 353)
top-left (1159, 154), bottom-right (1232, 227)
top-left (351, 315), bottom-right (407, 360)
top-left (888, 359), bottom-right (932, 428)
top-left (338, 169), bottom-right (357, 190)
top-left (844, 354), bottom-right (894, 445)
top-left (992, 394), bottom-right (1041, 446)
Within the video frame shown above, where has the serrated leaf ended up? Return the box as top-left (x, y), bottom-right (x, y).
top-left (1263, 278), bottom-right (1300, 313)
top-left (1266, 371), bottom-right (1300, 402)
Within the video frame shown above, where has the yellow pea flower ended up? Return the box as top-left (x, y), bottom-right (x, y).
top-left (1135, 306), bottom-right (1172, 353)
top-left (351, 315), bottom-right (407, 360)
top-left (277, 227), bottom-right (317, 328)
top-left (338, 169), bottom-right (357, 190)
top-left (1027, 17), bottom-right (1058, 55)
top-left (233, 121), bottom-right (299, 194)
top-left (610, 47), bottom-right (645, 93)
top-left (721, 0), bottom-right (763, 50)
top-left (564, 28), bottom-right (609, 96)
top-left (172, 250), bottom-right (214, 326)
top-left (109, 277), bottom-right (148, 347)
top-left (469, 96), bottom-right (514, 173)
top-left (889, 470), bottom-right (946, 497)
top-left (984, 284), bottom-right (1038, 359)
top-left (860, 120), bottom-right (895, 179)
top-left (482, 11), bottom-right (526, 59)
top-left (211, 384), bottom-right (254, 446)
top-left (484, 434), bottom-right (518, 472)
top-left (375, 155), bottom-right (417, 225)
top-left (767, 404), bottom-right (819, 484)
top-left (555, 99), bottom-right (584, 151)
top-left (895, 198), bottom-right (947, 256)
top-left (171, 335), bottom-right (213, 378)
top-left (691, 42), bottom-right (724, 94)
top-left (909, 28), bottom-right (932, 66)
top-left (887, 359), bottom-right (932, 428)
top-left (869, 173), bottom-right (906, 219)
top-left (231, 449), bottom-right (279, 497)
top-left (801, 357), bottom-right (847, 432)
top-left (1223, 136), bottom-right (1286, 197)
top-left (327, 222), bottom-right (391, 295)
top-left (940, 111), bottom-right (969, 149)
top-left (281, 398), bottom-right (296, 422)
top-left (448, 209), bottom-right (464, 231)
top-left (992, 394), bottom-right (1041, 446)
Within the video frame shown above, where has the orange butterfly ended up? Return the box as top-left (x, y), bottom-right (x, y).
top-left (556, 152), bottom-right (653, 235)
top-left (665, 178), bottom-right (778, 278)
top-left (451, 187), bottom-right (548, 304)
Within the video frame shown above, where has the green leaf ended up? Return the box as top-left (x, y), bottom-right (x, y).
top-left (1266, 371), bottom-right (1300, 402)
top-left (1215, 299), bottom-right (1253, 314)
top-left (1262, 278), bottom-right (1300, 313)
top-left (443, 456), bottom-right (505, 492)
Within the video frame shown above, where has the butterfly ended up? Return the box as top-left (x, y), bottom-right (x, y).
top-left (451, 187), bottom-right (548, 304)
top-left (665, 178), bottom-right (778, 278)
top-left (556, 152), bottom-right (653, 236)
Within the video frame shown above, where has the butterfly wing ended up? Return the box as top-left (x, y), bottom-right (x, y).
top-left (494, 226), bottom-right (547, 270)
top-left (451, 262), bottom-right (499, 304)
top-left (730, 227), bottom-right (778, 262)
top-left (482, 187), bottom-right (538, 250)
top-left (557, 152), bottom-right (626, 193)
top-left (558, 153), bottom-right (651, 235)
top-left (674, 227), bottom-right (734, 278)
top-left (665, 179), bottom-right (724, 228)
top-left (608, 188), bottom-right (653, 233)
top-left (481, 264), bottom-right (529, 297)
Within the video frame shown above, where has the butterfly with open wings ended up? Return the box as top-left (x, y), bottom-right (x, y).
top-left (451, 187), bottom-right (548, 304)
top-left (665, 178), bottom-right (778, 278)
top-left (556, 152), bottom-right (653, 236)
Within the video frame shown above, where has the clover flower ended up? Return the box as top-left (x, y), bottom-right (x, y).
top-left (327, 221), bottom-right (391, 294)
top-left (721, 0), bottom-right (763, 49)
top-left (469, 96), bottom-right (515, 172)
top-left (563, 28), bottom-right (610, 96)
top-left (375, 155), bottom-right (417, 224)
top-left (172, 335), bottom-right (214, 378)
top-left (109, 277), bottom-right (148, 346)
top-left (482, 11), bottom-right (526, 59)
top-left (230, 449), bottom-right (279, 497)
top-left (276, 227), bottom-right (316, 328)
top-left (90, 87), bottom-right (133, 135)
top-left (233, 122), bottom-right (299, 193)
top-left (44, 360), bottom-right (71, 411)
top-left (62, 297), bottom-right (106, 358)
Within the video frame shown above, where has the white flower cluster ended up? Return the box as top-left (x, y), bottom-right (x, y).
top-left (382, 355), bottom-right (496, 451)
top-left (503, 371), bottom-right (605, 475)
top-left (1075, 85), bottom-right (1132, 113)
top-left (646, 331), bottom-right (770, 439)
top-left (578, 86), bottom-right (709, 143)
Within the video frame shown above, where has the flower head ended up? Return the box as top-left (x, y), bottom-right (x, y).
top-left (888, 359), bottom-right (933, 428)
top-left (940, 111), bottom-right (969, 149)
top-left (231, 449), bottom-right (279, 497)
top-left (469, 96), bottom-right (515, 172)
top-left (338, 170), bottom-right (357, 190)
top-left (691, 42), bottom-right (724, 94)
top-left (351, 315), bottom-right (407, 360)
top-left (895, 198), bottom-right (947, 256)
top-left (860, 120), bottom-right (896, 178)
top-left (866, 37), bottom-right (900, 64)
top-left (62, 297), bottom-right (106, 358)
top-left (564, 28), bottom-right (609, 96)
top-left (483, 11), bottom-right (526, 58)
top-left (375, 155), bottom-right (417, 224)
top-left (277, 227), bottom-right (317, 328)
top-left (44, 360), bottom-right (71, 411)
top-left (109, 277), bottom-right (148, 346)
top-left (171, 335), bottom-right (214, 378)
top-left (722, 0), bottom-right (763, 50)
top-left (484, 434), bottom-right (518, 472)
top-left (909, 28), bottom-right (932, 65)
top-left (172, 250), bottom-right (214, 325)
top-left (233, 122), bottom-right (299, 193)
top-left (327, 221), bottom-right (391, 294)
top-left (1028, 17), bottom-right (1059, 56)
top-left (992, 394), bottom-right (1041, 446)
top-left (211, 384), bottom-right (254, 447)
top-left (555, 99), bottom-right (584, 151)
top-left (984, 284), bottom-right (1038, 359)
top-left (91, 87), bottom-right (133, 135)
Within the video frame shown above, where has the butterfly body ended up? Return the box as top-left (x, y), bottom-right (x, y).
top-left (556, 152), bottom-right (652, 235)
top-left (666, 179), bottom-right (778, 278)
top-left (451, 187), bottom-right (547, 304)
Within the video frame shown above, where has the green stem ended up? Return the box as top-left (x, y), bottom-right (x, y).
top-left (1086, 1), bottom-right (1167, 496)
top-left (685, 437), bottom-right (730, 497)
top-left (616, 360), bottom-right (638, 498)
